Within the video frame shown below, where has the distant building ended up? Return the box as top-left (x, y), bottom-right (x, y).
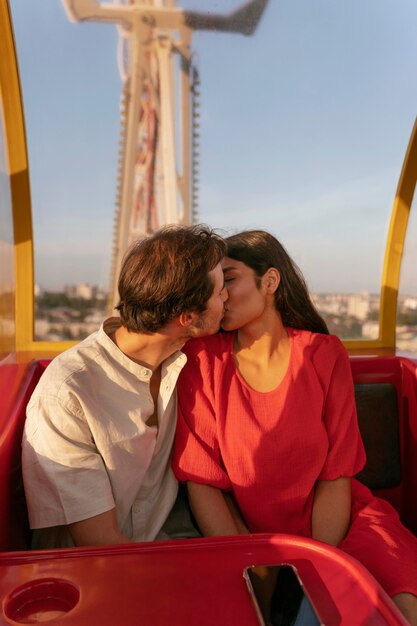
top-left (397, 326), bottom-right (417, 353)
top-left (346, 293), bottom-right (370, 321)
top-left (362, 321), bottom-right (379, 340)
top-left (91, 286), bottom-right (106, 300)
top-left (65, 284), bottom-right (93, 300)
top-left (34, 319), bottom-right (50, 340)
top-left (312, 293), bottom-right (346, 316)
top-left (403, 297), bottom-right (417, 311)
top-left (84, 312), bottom-right (106, 325)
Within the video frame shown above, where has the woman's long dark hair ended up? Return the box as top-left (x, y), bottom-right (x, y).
top-left (226, 230), bottom-right (329, 334)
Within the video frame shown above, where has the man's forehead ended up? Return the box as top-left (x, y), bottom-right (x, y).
top-left (209, 263), bottom-right (224, 282)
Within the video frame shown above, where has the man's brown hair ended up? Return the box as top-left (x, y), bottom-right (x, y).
top-left (116, 225), bottom-right (226, 332)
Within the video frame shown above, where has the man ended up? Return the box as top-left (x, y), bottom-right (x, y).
top-left (22, 225), bottom-right (227, 548)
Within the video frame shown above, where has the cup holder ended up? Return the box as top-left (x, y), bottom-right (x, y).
top-left (3, 578), bottom-right (80, 624)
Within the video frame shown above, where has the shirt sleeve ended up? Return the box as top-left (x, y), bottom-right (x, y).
top-left (173, 340), bottom-right (232, 490)
top-left (318, 336), bottom-right (366, 481)
top-left (22, 394), bottom-right (115, 529)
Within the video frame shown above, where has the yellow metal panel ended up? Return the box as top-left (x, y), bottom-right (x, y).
top-left (343, 340), bottom-right (395, 357)
top-left (0, 1), bottom-right (34, 352)
top-left (342, 119), bottom-right (417, 355)
top-left (379, 118), bottom-right (417, 350)
top-left (0, 100), bottom-right (16, 358)
top-left (26, 340), bottom-right (77, 354)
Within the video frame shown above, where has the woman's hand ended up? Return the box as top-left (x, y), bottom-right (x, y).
top-left (311, 477), bottom-right (351, 546)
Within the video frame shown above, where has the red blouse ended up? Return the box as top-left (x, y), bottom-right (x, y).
top-left (173, 329), bottom-right (366, 537)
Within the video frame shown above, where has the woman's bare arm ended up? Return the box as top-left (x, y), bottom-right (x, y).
top-left (311, 476), bottom-right (351, 546)
top-left (224, 492), bottom-right (250, 533)
top-left (187, 482), bottom-right (248, 536)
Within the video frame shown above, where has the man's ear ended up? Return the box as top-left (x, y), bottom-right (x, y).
top-left (178, 311), bottom-right (197, 328)
top-left (262, 268), bottom-right (280, 294)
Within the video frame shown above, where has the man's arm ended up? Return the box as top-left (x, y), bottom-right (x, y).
top-left (68, 508), bottom-right (130, 546)
top-left (187, 482), bottom-right (248, 536)
top-left (311, 477), bottom-right (351, 546)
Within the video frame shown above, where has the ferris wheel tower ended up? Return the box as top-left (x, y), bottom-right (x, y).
top-left (62, 0), bottom-right (269, 309)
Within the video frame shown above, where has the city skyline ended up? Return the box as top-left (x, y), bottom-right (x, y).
top-left (34, 284), bottom-right (417, 350)
top-left (9, 0), bottom-right (417, 294)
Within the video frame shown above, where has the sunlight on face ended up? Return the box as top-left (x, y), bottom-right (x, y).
top-left (191, 263), bottom-right (228, 336)
top-left (221, 257), bottom-right (266, 331)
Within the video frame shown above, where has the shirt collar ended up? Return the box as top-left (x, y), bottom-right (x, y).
top-left (98, 317), bottom-right (186, 381)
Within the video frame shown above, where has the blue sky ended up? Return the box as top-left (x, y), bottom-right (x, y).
top-left (10, 0), bottom-right (417, 294)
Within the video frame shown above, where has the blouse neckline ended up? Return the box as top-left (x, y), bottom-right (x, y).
top-left (228, 328), bottom-right (294, 396)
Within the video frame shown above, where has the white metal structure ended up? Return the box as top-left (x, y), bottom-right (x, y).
top-left (62, 0), bottom-right (269, 309)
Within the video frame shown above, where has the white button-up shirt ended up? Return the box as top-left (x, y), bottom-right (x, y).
top-left (22, 318), bottom-right (186, 549)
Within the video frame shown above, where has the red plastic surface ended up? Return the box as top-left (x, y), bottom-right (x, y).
top-left (4, 577), bottom-right (79, 623)
top-left (0, 534), bottom-right (409, 625)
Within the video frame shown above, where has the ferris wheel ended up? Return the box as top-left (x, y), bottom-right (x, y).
top-left (62, 0), bottom-right (269, 309)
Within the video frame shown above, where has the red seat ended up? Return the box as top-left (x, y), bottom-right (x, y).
top-left (0, 360), bottom-right (50, 551)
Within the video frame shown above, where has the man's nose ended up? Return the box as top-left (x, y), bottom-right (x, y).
top-left (222, 288), bottom-right (229, 302)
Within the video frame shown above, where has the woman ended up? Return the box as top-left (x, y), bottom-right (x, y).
top-left (173, 230), bottom-right (417, 625)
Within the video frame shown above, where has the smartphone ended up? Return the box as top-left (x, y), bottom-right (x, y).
top-left (243, 563), bottom-right (324, 626)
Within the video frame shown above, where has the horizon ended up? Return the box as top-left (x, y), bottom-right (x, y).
top-left (34, 282), bottom-right (417, 301)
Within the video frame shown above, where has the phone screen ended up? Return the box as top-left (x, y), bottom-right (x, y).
top-left (244, 564), bottom-right (323, 626)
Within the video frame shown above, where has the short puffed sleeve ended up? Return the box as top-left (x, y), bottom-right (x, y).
top-left (317, 336), bottom-right (366, 480)
top-left (173, 339), bottom-right (232, 490)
